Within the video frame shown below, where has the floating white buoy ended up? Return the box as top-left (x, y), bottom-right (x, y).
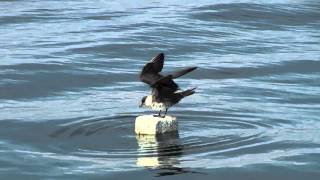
top-left (135, 115), bottom-right (178, 135)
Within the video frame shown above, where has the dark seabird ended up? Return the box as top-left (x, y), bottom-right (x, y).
top-left (139, 53), bottom-right (197, 117)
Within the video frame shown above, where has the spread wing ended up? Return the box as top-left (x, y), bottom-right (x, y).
top-left (139, 53), bottom-right (164, 85)
top-left (152, 67), bottom-right (197, 102)
top-left (140, 53), bottom-right (187, 100)
top-left (150, 53), bottom-right (164, 73)
top-left (170, 66), bottom-right (197, 79)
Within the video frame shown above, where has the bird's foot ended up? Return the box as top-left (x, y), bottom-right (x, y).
top-left (153, 114), bottom-right (166, 118)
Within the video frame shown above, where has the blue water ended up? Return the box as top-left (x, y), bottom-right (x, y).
top-left (1, 0), bottom-right (320, 179)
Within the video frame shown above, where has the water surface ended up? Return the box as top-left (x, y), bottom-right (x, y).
top-left (0, 0), bottom-right (320, 179)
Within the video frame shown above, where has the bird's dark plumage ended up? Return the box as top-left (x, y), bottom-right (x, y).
top-left (140, 53), bottom-right (196, 94)
top-left (139, 53), bottom-right (197, 117)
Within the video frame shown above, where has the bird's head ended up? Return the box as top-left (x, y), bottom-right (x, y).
top-left (139, 96), bottom-right (147, 108)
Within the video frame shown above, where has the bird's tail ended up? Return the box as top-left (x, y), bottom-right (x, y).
top-left (180, 87), bottom-right (196, 97)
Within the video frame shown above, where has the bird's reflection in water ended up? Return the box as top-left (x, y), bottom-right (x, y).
top-left (136, 132), bottom-right (202, 177)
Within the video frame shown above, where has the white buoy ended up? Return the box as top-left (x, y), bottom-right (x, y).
top-left (135, 115), bottom-right (178, 135)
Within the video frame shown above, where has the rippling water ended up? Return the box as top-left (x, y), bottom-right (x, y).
top-left (1, 0), bottom-right (320, 179)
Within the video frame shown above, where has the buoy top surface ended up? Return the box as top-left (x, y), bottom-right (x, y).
top-left (136, 115), bottom-right (176, 122)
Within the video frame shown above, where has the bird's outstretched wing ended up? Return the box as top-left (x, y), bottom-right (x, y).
top-left (150, 53), bottom-right (164, 73)
top-left (170, 66), bottom-right (197, 79)
top-left (140, 53), bottom-right (197, 101)
top-left (140, 53), bottom-right (164, 85)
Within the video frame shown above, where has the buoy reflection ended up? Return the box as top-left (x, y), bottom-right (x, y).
top-left (136, 132), bottom-right (182, 169)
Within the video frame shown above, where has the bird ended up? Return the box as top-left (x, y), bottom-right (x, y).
top-left (139, 53), bottom-right (197, 118)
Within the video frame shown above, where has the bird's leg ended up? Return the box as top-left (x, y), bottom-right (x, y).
top-left (163, 108), bottom-right (168, 118)
top-left (158, 110), bottom-right (162, 117)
